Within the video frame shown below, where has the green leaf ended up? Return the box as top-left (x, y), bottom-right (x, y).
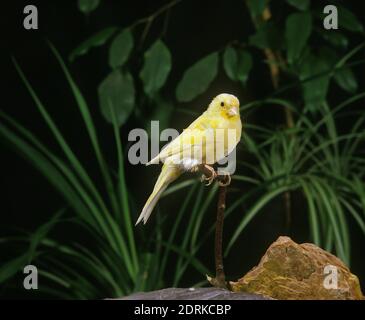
top-left (286, 0), bottom-right (310, 11)
top-left (223, 47), bottom-right (237, 81)
top-left (338, 6), bottom-right (363, 33)
top-left (139, 40), bottom-right (172, 98)
top-left (316, 46), bottom-right (359, 100)
top-left (223, 47), bottom-right (252, 85)
top-left (146, 98), bottom-right (173, 138)
top-left (246, 0), bottom-right (267, 16)
top-left (334, 67), bottom-right (358, 93)
top-left (108, 29), bottom-right (134, 69)
top-left (319, 31), bottom-right (348, 49)
top-left (69, 27), bottom-right (118, 62)
top-left (237, 51), bottom-right (253, 85)
top-left (78, 0), bottom-right (100, 14)
top-left (285, 12), bottom-right (312, 64)
top-left (226, 185), bottom-right (290, 255)
top-left (249, 21), bottom-right (284, 50)
top-left (98, 70), bottom-right (135, 126)
top-left (176, 52), bottom-right (218, 102)
top-left (49, 43), bottom-right (126, 238)
top-left (299, 51), bottom-right (330, 111)
top-left (0, 253), bottom-right (30, 283)
top-left (109, 100), bottom-right (139, 274)
top-left (28, 209), bottom-right (65, 262)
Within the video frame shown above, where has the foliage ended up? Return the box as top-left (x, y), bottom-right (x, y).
top-left (1, 0), bottom-right (364, 298)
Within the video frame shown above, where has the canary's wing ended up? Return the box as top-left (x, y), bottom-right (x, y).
top-left (156, 114), bottom-right (237, 165)
top-left (147, 113), bottom-right (209, 165)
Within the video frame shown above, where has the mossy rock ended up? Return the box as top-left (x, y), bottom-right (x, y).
top-left (230, 236), bottom-right (363, 300)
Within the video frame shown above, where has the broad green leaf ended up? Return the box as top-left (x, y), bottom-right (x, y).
top-left (223, 47), bottom-right (237, 81)
top-left (146, 96), bottom-right (174, 136)
top-left (237, 51), bottom-right (253, 85)
top-left (319, 46), bottom-right (339, 67)
top-left (176, 52), bottom-right (218, 102)
top-left (246, 0), bottom-right (267, 16)
top-left (334, 67), bottom-right (358, 93)
top-left (338, 6), bottom-right (363, 33)
top-left (299, 52), bottom-right (329, 111)
top-left (316, 46), bottom-right (358, 94)
top-left (109, 29), bottom-right (134, 69)
top-left (69, 27), bottom-right (118, 62)
top-left (223, 47), bottom-right (252, 85)
top-left (78, 0), bottom-right (100, 14)
top-left (319, 31), bottom-right (348, 49)
top-left (285, 12), bottom-right (312, 64)
top-left (139, 40), bottom-right (172, 98)
top-left (286, 0), bottom-right (310, 11)
top-left (98, 70), bottom-right (135, 126)
top-left (249, 21), bottom-right (284, 50)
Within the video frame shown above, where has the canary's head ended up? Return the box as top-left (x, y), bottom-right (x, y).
top-left (208, 93), bottom-right (240, 119)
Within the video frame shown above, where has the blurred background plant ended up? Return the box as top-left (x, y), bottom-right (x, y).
top-left (1, 0), bottom-right (364, 298)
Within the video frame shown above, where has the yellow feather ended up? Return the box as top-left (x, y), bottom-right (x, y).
top-left (136, 93), bottom-right (242, 225)
top-left (136, 164), bottom-right (182, 225)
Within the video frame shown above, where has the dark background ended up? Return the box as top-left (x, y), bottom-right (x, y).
top-left (1, 0), bottom-right (364, 297)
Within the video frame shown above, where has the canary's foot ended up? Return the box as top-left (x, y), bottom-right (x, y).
top-left (218, 171), bottom-right (231, 187)
top-left (200, 164), bottom-right (217, 186)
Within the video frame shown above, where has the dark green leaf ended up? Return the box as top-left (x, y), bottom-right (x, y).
top-left (237, 51), bottom-right (253, 85)
top-left (319, 46), bottom-right (338, 67)
top-left (29, 209), bottom-right (65, 262)
top-left (146, 97), bottom-right (173, 136)
top-left (108, 29), bottom-right (134, 69)
top-left (223, 47), bottom-right (252, 85)
top-left (78, 0), bottom-right (100, 14)
top-left (249, 21), bottom-right (284, 50)
top-left (223, 47), bottom-right (237, 81)
top-left (299, 51), bottom-right (330, 111)
top-left (319, 31), bottom-right (348, 49)
top-left (338, 6), bottom-right (363, 33)
top-left (334, 67), bottom-right (358, 93)
top-left (69, 27), bottom-right (118, 62)
top-left (0, 254), bottom-right (30, 283)
top-left (176, 52), bottom-right (218, 102)
top-left (246, 0), bottom-right (267, 16)
top-left (286, 0), bottom-right (310, 11)
top-left (98, 70), bottom-right (135, 126)
top-left (285, 12), bottom-right (312, 64)
top-left (140, 40), bottom-right (172, 98)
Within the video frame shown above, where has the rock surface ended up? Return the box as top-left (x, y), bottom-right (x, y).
top-left (118, 287), bottom-right (270, 300)
top-left (230, 236), bottom-right (363, 300)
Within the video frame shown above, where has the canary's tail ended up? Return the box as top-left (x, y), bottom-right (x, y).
top-left (136, 164), bottom-right (181, 225)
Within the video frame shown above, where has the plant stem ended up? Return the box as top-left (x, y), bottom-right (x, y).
top-left (198, 165), bottom-right (229, 289)
top-left (214, 185), bottom-right (227, 288)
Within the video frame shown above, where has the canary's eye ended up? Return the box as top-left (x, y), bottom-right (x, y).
top-left (220, 102), bottom-right (225, 107)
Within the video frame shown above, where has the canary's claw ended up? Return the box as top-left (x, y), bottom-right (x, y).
top-left (200, 165), bottom-right (217, 186)
top-left (218, 171), bottom-right (231, 187)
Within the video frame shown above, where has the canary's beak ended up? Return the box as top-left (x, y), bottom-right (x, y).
top-left (228, 107), bottom-right (239, 116)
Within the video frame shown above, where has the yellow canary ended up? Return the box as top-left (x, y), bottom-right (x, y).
top-left (136, 93), bottom-right (242, 225)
